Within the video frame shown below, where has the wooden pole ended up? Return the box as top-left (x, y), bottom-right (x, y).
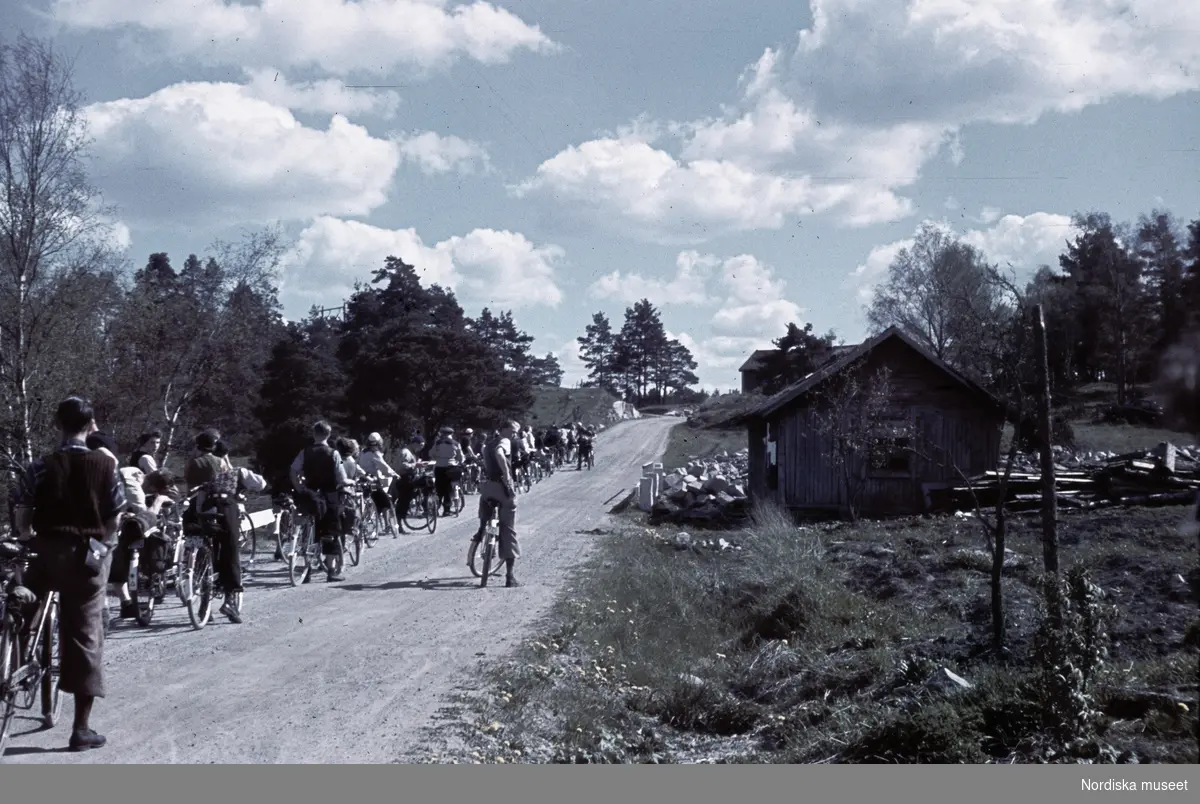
top-left (1033, 304), bottom-right (1058, 575)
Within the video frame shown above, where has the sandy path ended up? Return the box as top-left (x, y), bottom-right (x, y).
top-left (2, 417), bottom-right (676, 764)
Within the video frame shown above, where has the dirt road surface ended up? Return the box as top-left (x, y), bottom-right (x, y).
top-left (3, 417), bottom-right (677, 764)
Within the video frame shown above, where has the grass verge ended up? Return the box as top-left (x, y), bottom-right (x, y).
top-left (441, 504), bottom-right (1199, 764)
top-left (660, 424), bottom-right (746, 472)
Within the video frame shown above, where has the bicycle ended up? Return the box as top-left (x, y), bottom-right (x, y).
top-left (286, 512), bottom-right (334, 586)
top-left (271, 492), bottom-right (298, 561)
top-left (577, 443), bottom-right (595, 471)
top-left (0, 540), bottom-right (62, 755)
top-left (466, 499), bottom-right (504, 585)
top-left (461, 461), bottom-right (481, 495)
top-left (127, 505), bottom-right (182, 627)
top-left (401, 470), bottom-right (439, 534)
top-left (176, 488), bottom-right (246, 630)
top-left (342, 486), bottom-right (364, 568)
top-left (236, 491), bottom-right (258, 568)
top-left (354, 481), bottom-right (381, 551)
top-left (443, 465), bottom-right (466, 517)
top-left (365, 476), bottom-right (398, 540)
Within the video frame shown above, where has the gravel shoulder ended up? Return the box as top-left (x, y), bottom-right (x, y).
top-left (2, 417), bottom-right (676, 764)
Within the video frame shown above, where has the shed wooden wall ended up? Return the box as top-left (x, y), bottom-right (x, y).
top-left (751, 337), bottom-right (1003, 517)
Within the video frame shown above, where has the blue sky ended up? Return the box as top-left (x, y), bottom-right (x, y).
top-left (8, 0), bottom-right (1200, 390)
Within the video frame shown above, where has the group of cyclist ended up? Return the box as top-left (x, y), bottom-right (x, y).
top-left (1, 393), bottom-right (605, 753)
top-left (170, 419), bottom-right (598, 619)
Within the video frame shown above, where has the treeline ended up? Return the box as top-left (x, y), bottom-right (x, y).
top-left (253, 257), bottom-right (564, 485)
top-left (575, 299), bottom-right (702, 405)
top-left (760, 208), bottom-right (1200, 433)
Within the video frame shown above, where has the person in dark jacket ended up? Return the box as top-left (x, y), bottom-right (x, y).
top-left (289, 420), bottom-right (349, 582)
top-left (184, 429), bottom-right (246, 622)
top-left (11, 396), bottom-right (125, 752)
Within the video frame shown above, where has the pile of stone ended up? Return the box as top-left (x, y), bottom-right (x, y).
top-left (638, 449), bottom-right (753, 525)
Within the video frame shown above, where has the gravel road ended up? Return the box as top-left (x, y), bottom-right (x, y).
top-left (2, 416), bottom-right (676, 764)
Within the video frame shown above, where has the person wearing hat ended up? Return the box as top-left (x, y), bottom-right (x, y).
top-left (430, 426), bottom-right (465, 516)
top-left (9, 396), bottom-right (125, 751)
top-left (458, 428), bottom-right (478, 462)
top-left (356, 432), bottom-right (400, 537)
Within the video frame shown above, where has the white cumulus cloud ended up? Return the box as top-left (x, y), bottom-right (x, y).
top-left (515, 1), bottom-right (1200, 241)
top-left (279, 216), bottom-right (563, 315)
top-left (391, 130), bottom-right (491, 175)
top-left (84, 81), bottom-right (401, 227)
top-left (588, 250), bottom-right (717, 305)
top-left (588, 250), bottom-right (806, 389)
top-left (848, 210), bottom-right (1083, 303)
top-left (51, 0), bottom-right (559, 74)
top-left (242, 68), bottom-right (401, 117)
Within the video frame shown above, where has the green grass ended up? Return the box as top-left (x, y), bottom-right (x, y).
top-left (524, 387), bottom-right (624, 431)
top-left (685, 393), bottom-right (766, 429)
top-left (1069, 421), bottom-right (1196, 454)
top-left (659, 424), bottom-right (747, 472)
top-left (443, 504), bottom-right (1199, 764)
top-left (999, 419), bottom-right (1196, 457)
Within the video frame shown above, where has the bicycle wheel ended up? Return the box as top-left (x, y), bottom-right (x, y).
top-left (402, 491), bottom-right (430, 532)
top-left (306, 530), bottom-right (326, 582)
top-left (186, 546), bottom-right (214, 630)
top-left (364, 512), bottom-right (380, 548)
top-left (0, 621), bottom-right (19, 756)
top-left (288, 521), bottom-right (312, 586)
top-left (451, 484), bottom-right (465, 516)
top-left (40, 598), bottom-right (62, 727)
top-left (241, 511), bottom-right (257, 563)
top-left (480, 533), bottom-right (495, 588)
top-left (426, 494), bottom-right (438, 535)
top-left (346, 524), bottom-right (362, 567)
top-left (135, 581), bottom-right (156, 627)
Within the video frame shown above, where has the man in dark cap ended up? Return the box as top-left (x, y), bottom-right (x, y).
top-left (11, 396), bottom-right (125, 751)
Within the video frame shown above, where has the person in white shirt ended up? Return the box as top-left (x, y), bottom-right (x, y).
top-left (430, 427), bottom-right (464, 516)
top-left (87, 432), bottom-right (172, 621)
top-left (127, 431), bottom-right (161, 474)
top-left (356, 432), bottom-right (400, 536)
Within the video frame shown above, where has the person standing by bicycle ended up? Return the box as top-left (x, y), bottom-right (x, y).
top-left (10, 396), bottom-right (126, 752)
top-left (334, 437), bottom-right (363, 548)
top-left (356, 432), bottom-right (400, 537)
top-left (391, 435), bottom-right (429, 534)
top-left (430, 426), bottom-right (464, 517)
top-left (86, 431), bottom-right (167, 622)
top-left (575, 422), bottom-right (596, 470)
top-left (184, 429), bottom-right (248, 623)
top-left (476, 421), bottom-right (522, 588)
top-left (289, 421), bottom-right (349, 583)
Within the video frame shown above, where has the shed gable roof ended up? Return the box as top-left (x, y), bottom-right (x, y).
top-left (738, 349), bottom-right (778, 372)
top-left (748, 326), bottom-right (1000, 419)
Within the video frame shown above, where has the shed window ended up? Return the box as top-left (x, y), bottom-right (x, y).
top-left (868, 419), bottom-right (913, 474)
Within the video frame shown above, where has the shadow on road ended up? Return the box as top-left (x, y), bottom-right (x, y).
top-left (333, 577), bottom-right (479, 592)
top-left (3, 745), bottom-right (73, 757)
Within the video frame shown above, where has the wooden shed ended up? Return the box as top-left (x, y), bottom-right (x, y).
top-left (741, 327), bottom-right (1004, 518)
top-left (738, 349), bottom-right (779, 393)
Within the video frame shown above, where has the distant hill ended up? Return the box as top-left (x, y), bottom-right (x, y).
top-left (522, 386), bottom-right (628, 430)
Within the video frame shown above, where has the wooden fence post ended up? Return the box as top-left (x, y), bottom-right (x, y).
top-left (1033, 304), bottom-right (1061, 627)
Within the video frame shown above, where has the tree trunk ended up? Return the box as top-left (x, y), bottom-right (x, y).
top-left (161, 398), bottom-right (186, 471)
